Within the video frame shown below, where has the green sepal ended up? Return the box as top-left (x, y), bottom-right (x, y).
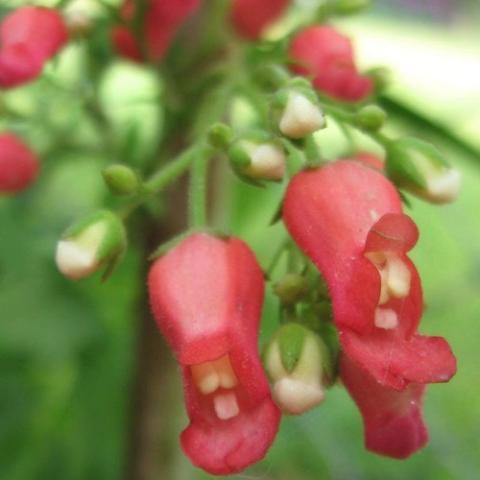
top-left (276, 323), bottom-right (308, 373)
top-left (102, 164), bottom-right (140, 196)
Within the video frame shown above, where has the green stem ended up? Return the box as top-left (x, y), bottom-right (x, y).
top-left (322, 103), bottom-right (393, 148)
top-left (189, 144), bottom-right (212, 228)
top-left (119, 144), bottom-right (201, 219)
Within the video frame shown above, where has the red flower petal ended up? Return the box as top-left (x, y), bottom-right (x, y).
top-left (0, 133), bottom-right (39, 193)
top-left (230, 0), bottom-right (290, 39)
top-left (112, 0), bottom-right (200, 62)
top-left (289, 25), bottom-right (373, 101)
top-left (341, 328), bottom-right (457, 390)
top-left (365, 213), bottom-right (419, 254)
top-left (283, 160), bottom-right (403, 334)
top-left (341, 354), bottom-right (428, 459)
top-left (0, 7), bottom-right (68, 88)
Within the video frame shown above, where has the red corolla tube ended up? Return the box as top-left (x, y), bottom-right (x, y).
top-left (148, 233), bottom-right (280, 475)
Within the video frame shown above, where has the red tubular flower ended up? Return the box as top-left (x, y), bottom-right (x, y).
top-left (288, 25), bottom-right (373, 102)
top-left (230, 0), bottom-right (290, 39)
top-left (340, 354), bottom-right (428, 459)
top-left (283, 158), bottom-right (456, 456)
top-left (0, 7), bottom-right (68, 89)
top-left (0, 133), bottom-right (39, 193)
top-left (111, 0), bottom-right (200, 62)
top-left (148, 233), bottom-right (280, 475)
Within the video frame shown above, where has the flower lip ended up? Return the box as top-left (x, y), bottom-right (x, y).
top-left (364, 213), bottom-right (419, 255)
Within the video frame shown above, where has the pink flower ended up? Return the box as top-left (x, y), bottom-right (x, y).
top-left (0, 7), bottom-right (68, 89)
top-left (283, 158), bottom-right (456, 457)
top-left (230, 0), bottom-right (290, 39)
top-left (289, 25), bottom-right (373, 102)
top-left (0, 133), bottom-right (39, 193)
top-left (111, 0), bottom-right (200, 62)
top-left (148, 233), bottom-right (280, 474)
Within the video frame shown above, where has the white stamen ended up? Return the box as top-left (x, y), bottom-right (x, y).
top-left (378, 268), bottom-right (390, 305)
top-left (375, 308), bottom-right (398, 330)
top-left (191, 363), bottom-right (220, 395)
top-left (214, 392), bottom-right (239, 420)
top-left (273, 378), bottom-right (324, 415)
top-left (386, 257), bottom-right (411, 299)
top-left (279, 93), bottom-right (325, 139)
top-left (214, 356), bottom-right (238, 389)
top-left (191, 355), bottom-right (238, 394)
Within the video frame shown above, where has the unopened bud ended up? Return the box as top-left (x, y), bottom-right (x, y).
top-left (335, 0), bottom-right (371, 15)
top-left (207, 123), bottom-right (234, 151)
top-left (264, 323), bottom-right (332, 415)
top-left (272, 79), bottom-right (325, 139)
top-left (355, 105), bottom-right (386, 131)
top-left (102, 164), bottom-right (139, 196)
top-left (229, 135), bottom-right (286, 182)
top-left (56, 210), bottom-right (127, 280)
top-left (387, 138), bottom-right (461, 204)
top-left (274, 273), bottom-right (308, 305)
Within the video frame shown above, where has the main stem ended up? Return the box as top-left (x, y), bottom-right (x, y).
top-left (125, 190), bottom-right (189, 480)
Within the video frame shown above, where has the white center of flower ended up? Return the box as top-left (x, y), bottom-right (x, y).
top-left (191, 355), bottom-right (240, 420)
top-left (213, 392), bottom-right (240, 420)
top-left (374, 308), bottom-right (399, 329)
top-left (367, 252), bottom-right (411, 306)
top-left (279, 93), bottom-right (325, 139)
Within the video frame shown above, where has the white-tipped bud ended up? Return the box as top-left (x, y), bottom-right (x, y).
top-left (387, 138), bottom-right (461, 204)
top-left (229, 139), bottom-right (286, 182)
top-left (246, 143), bottom-right (286, 180)
top-left (264, 323), bottom-right (332, 415)
top-left (279, 93), bottom-right (325, 139)
top-left (56, 210), bottom-right (126, 280)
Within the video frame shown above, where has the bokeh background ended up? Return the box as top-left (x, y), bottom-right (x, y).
top-left (1, 1), bottom-right (479, 479)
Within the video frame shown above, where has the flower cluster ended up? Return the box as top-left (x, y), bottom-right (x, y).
top-left (2, 0), bottom-right (457, 475)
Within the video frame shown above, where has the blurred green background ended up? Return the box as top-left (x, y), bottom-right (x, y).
top-left (1, 1), bottom-right (479, 479)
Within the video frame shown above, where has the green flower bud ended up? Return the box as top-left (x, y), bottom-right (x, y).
top-left (335, 0), bottom-right (371, 15)
top-left (228, 134), bottom-right (286, 182)
top-left (55, 210), bottom-right (127, 280)
top-left (274, 273), bottom-right (308, 305)
top-left (207, 123), bottom-right (234, 151)
top-left (102, 164), bottom-right (139, 196)
top-left (386, 137), bottom-right (461, 204)
top-left (355, 105), bottom-right (387, 131)
top-left (263, 323), bottom-right (333, 415)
